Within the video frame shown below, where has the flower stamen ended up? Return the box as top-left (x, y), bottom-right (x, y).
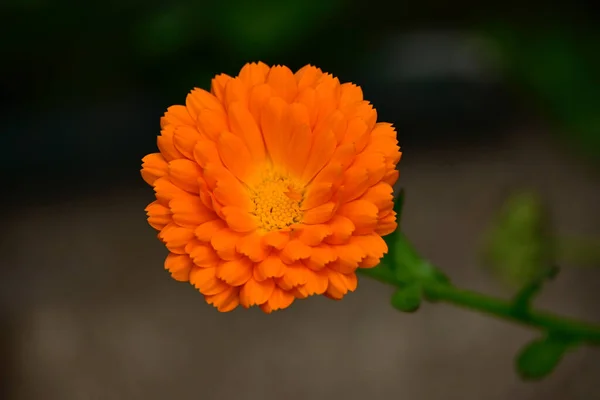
top-left (249, 168), bottom-right (304, 232)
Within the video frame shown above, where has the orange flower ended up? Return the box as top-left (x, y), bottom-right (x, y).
top-left (141, 62), bottom-right (401, 313)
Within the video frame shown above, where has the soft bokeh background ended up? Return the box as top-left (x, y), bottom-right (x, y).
top-left (2, 1), bottom-right (599, 399)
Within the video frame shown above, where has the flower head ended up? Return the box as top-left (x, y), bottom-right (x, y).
top-left (141, 62), bottom-right (401, 313)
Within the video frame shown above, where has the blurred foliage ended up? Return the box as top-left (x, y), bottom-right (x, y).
top-left (516, 333), bottom-right (576, 380)
top-left (362, 191), bottom-right (600, 380)
top-left (481, 191), bottom-right (555, 289)
top-left (481, 191), bottom-right (600, 291)
top-left (481, 23), bottom-right (600, 162)
top-left (391, 283), bottom-right (422, 313)
top-left (557, 236), bottom-right (600, 268)
top-left (1, 0), bottom-right (349, 107)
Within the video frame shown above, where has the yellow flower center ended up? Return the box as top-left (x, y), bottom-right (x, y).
top-left (249, 168), bottom-right (304, 232)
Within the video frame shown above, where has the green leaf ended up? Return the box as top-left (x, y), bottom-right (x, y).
top-left (391, 283), bottom-right (421, 312)
top-left (516, 334), bottom-right (573, 380)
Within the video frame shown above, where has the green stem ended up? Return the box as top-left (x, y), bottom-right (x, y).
top-left (359, 234), bottom-right (600, 345)
top-left (423, 281), bottom-right (600, 344)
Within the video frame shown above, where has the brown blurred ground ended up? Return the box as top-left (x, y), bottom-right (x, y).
top-left (2, 131), bottom-right (599, 400)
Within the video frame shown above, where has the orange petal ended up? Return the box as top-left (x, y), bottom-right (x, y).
top-left (190, 266), bottom-right (229, 295)
top-left (280, 239), bottom-right (312, 264)
top-left (186, 88), bottom-right (225, 119)
top-left (216, 131), bottom-right (254, 183)
top-left (221, 206), bottom-right (259, 233)
top-left (283, 118), bottom-right (311, 177)
top-left (205, 286), bottom-right (240, 312)
top-left (276, 263), bottom-right (309, 290)
top-left (212, 192), bottom-right (233, 220)
top-left (195, 219), bottom-right (226, 242)
top-left (267, 65), bottom-right (298, 103)
top-left (263, 230), bottom-right (289, 250)
top-left (210, 190), bottom-right (225, 219)
top-left (192, 137), bottom-right (221, 169)
top-left (236, 231), bottom-right (269, 262)
top-left (153, 178), bottom-right (188, 206)
top-left (164, 253), bottom-right (193, 282)
top-left (224, 77), bottom-right (249, 109)
top-left (323, 110), bottom-right (348, 145)
top-left (325, 269), bottom-right (357, 299)
top-left (360, 182), bottom-right (394, 216)
top-left (295, 87), bottom-right (318, 127)
top-left (145, 201), bottom-right (171, 230)
top-left (159, 223), bottom-right (195, 254)
top-left (228, 101), bottom-right (266, 163)
top-left (157, 127), bottom-right (184, 161)
top-left (339, 83), bottom-right (363, 110)
top-left (342, 101), bottom-right (376, 128)
top-left (210, 228), bottom-right (242, 260)
top-left (300, 128), bottom-right (336, 184)
top-left (238, 62), bottom-right (271, 88)
top-left (295, 65), bottom-right (323, 91)
top-left (211, 73), bottom-right (232, 102)
top-left (371, 122), bottom-right (397, 138)
top-left (141, 153), bottom-right (168, 185)
top-left (338, 166), bottom-right (369, 203)
top-left (330, 142), bottom-right (355, 170)
top-left (311, 159), bottom-right (342, 184)
top-left (254, 255), bottom-right (286, 280)
top-left (306, 244), bottom-right (337, 270)
top-left (204, 160), bottom-right (255, 211)
top-left (248, 83), bottom-right (272, 127)
top-left (260, 287), bottom-right (295, 313)
top-left (217, 257), bottom-right (254, 286)
top-left (202, 163), bottom-right (230, 190)
top-left (260, 97), bottom-right (290, 167)
top-left (326, 215), bottom-right (355, 244)
top-left (196, 108), bottom-right (228, 142)
top-left (302, 183), bottom-right (333, 211)
top-left (359, 256), bottom-right (381, 269)
top-left (294, 269), bottom-right (328, 297)
top-left (383, 169), bottom-right (400, 186)
top-left (186, 240), bottom-right (221, 267)
top-left (169, 196), bottom-right (216, 229)
top-left (350, 234), bottom-right (388, 260)
top-left (328, 243), bottom-right (365, 274)
top-left (315, 110), bottom-right (345, 145)
top-left (198, 178), bottom-right (214, 209)
top-left (288, 102), bottom-right (312, 127)
top-left (352, 102), bottom-right (377, 132)
top-left (314, 75), bottom-right (341, 127)
top-left (213, 174), bottom-right (254, 211)
top-left (353, 152), bottom-right (387, 187)
top-left (337, 200), bottom-right (378, 235)
top-left (375, 211), bottom-right (397, 236)
top-left (341, 117), bottom-right (369, 152)
top-left (173, 126), bottom-right (202, 159)
top-left (366, 124), bottom-right (401, 162)
top-left (161, 105), bottom-right (195, 127)
top-left (168, 159), bottom-right (202, 193)
top-left (303, 202), bottom-right (336, 225)
top-left (239, 276), bottom-right (275, 307)
top-left (296, 224), bottom-right (332, 246)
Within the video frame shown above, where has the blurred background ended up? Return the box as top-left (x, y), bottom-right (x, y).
top-left (1, 1), bottom-right (599, 399)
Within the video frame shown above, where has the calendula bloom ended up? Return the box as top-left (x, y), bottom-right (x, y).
top-left (141, 62), bottom-right (401, 313)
